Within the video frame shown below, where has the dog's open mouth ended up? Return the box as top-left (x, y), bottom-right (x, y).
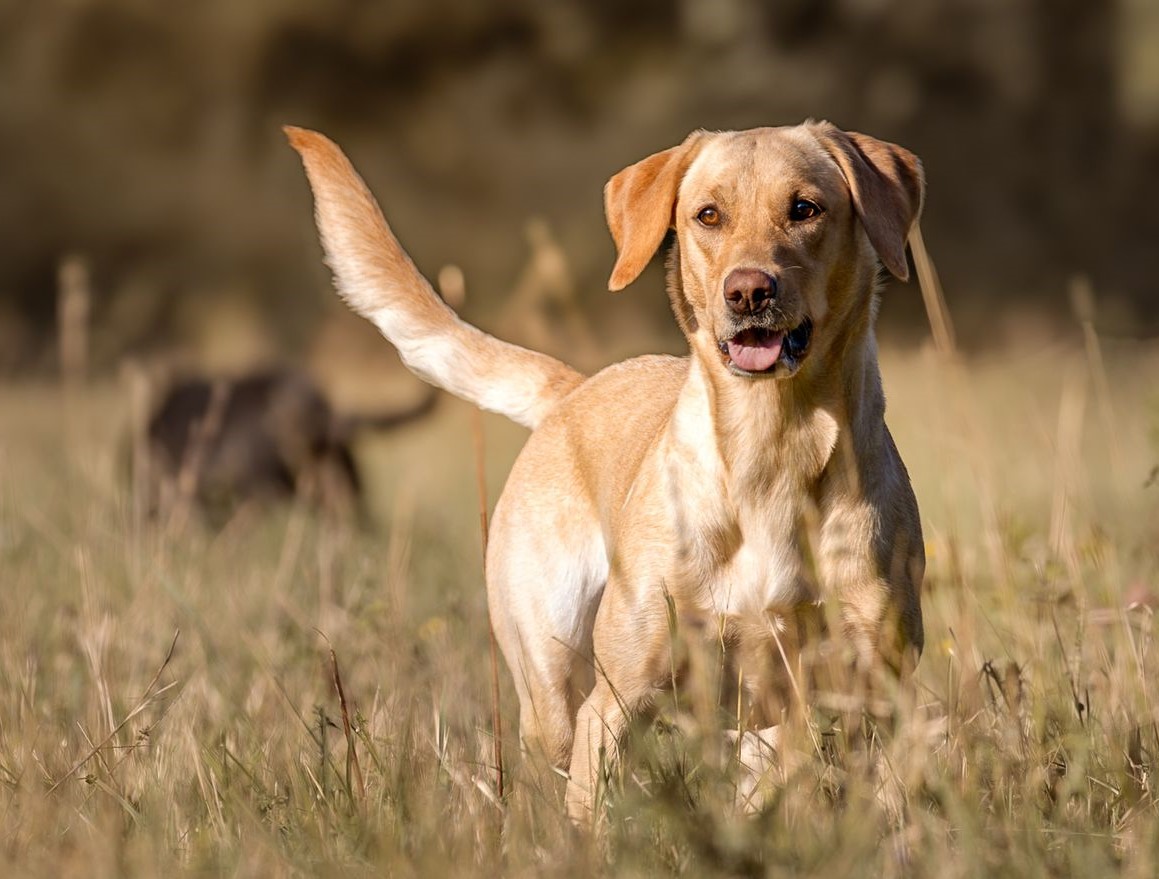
top-left (719, 319), bottom-right (813, 376)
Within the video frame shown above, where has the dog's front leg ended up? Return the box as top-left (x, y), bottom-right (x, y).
top-left (817, 491), bottom-right (924, 703)
top-left (566, 679), bottom-right (632, 823)
top-left (565, 579), bottom-right (669, 824)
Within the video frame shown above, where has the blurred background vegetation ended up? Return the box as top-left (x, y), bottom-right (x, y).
top-left (2, 6), bottom-right (1159, 874)
top-left (3, 0), bottom-right (1158, 378)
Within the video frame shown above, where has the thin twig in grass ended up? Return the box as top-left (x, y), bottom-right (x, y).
top-left (582, 651), bottom-right (636, 818)
top-left (1050, 610), bottom-right (1088, 727)
top-left (272, 492), bottom-right (310, 594)
top-left (471, 407), bottom-right (506, 801)
top-left (217, 741), bottom-right (266, 794)
top-left (315, 704), bottom-right (330, 798)
top-left (107, 683), bottom-right (184, 772)
top-left (264, 662), bottom-right (348, 789)
top-left (979, 661), bottom-right (1014, 713)
top-left (301, 758), bottom-right (328, 803)
top-left (1049, 365), bottom-right (1088, 570)
top-left (352, 709), bottom-right (386, 776)
top-left (316, 629), bottom-right (366, 804)
top-left (767, 623), bottom-right (824, 761)
top-left (47, 629), bottom-right (180, 793)
top-left (0, 760), bottom-right (19, 790)
top-left (1070, 276), bottom-right (1124, 487)
top-left (734, 664), bottom-right (745, 785)
top-left (735, 726), bottom-right (787, 814)
top-left (909, 225), bottom-right (956, 359)
top-left (89, 774), bottom-right (143, 825)
top-left (73, 721), bottom-right (118, 789)
top-left (191, 727), bottom-right (227, 832)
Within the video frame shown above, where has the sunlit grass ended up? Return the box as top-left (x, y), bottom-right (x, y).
top-left (0, 337), bottom-right (1157, 876)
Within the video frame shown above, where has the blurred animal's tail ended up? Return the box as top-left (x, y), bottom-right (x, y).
top-left (332, 386), bottom-right (439, 441)
top-left (285, 127), bottom-right (584, 430)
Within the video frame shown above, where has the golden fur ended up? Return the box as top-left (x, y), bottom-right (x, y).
top-left (287, 121), bottom-right (926, 821)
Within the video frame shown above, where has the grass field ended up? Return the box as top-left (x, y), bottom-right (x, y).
top-left (1, 334), bottom-right (1157, 877)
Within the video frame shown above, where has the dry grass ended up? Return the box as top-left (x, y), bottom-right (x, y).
top-left (1, 333), bottom-right (1158, 877)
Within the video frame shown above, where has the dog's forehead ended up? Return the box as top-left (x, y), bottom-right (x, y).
top-left (680, 126), bottom-right (844, 199)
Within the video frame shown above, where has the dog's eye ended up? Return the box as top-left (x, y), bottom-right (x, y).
top-left (789, 199), bottom-right (821, 221)
top-left (696, 206), bottom-right (721, 227)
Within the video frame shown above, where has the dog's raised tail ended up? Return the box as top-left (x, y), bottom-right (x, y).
top-left (285, 126), bottom-right (584, 430)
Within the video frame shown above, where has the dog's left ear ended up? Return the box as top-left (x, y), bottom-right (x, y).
top-left (604, 131), bottom-right (705, 292)
top-left (811, 123), bottom-right (925, 281)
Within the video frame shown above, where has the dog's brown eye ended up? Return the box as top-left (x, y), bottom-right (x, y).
top-left (789, 199), bottom-right (821, 221)
top-left (696, 206), bottom-right (721, 227)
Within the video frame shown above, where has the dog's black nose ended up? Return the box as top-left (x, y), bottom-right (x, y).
top-left (723, 268), bottom-right (776, 316)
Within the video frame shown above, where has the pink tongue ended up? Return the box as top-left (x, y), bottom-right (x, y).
top-left (727, 331), bottom-right (784, 372)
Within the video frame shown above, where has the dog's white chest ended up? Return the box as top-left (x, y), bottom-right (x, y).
top-left (662, 369), bottom-right (835, 619)
top-left (661, 450), bottom-right (814, 615)
top-left (704, 511), bottom-right (813, 617)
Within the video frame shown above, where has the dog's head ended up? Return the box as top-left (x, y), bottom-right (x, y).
top-left (604, 122), bottom-right (924, 378)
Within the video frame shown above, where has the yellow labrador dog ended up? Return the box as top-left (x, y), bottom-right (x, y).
top-left (287, 122), bottom-right (925, 820)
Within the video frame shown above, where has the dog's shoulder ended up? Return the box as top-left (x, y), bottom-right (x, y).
top-left (553, 355), bottom-right (687, 423)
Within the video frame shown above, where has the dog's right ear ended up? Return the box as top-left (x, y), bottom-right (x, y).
top-left (604, 132), bottom-right (704, 292)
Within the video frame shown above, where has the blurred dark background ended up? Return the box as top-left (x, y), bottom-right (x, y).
top-left (2, 0), bottom-right (1158, 376)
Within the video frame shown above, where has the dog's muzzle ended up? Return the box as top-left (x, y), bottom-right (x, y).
top-left (718, 318), bottom-right (813, 376)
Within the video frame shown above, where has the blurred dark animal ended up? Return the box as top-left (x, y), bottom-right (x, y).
top-left (135, 369), bottom-right (435, 522)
